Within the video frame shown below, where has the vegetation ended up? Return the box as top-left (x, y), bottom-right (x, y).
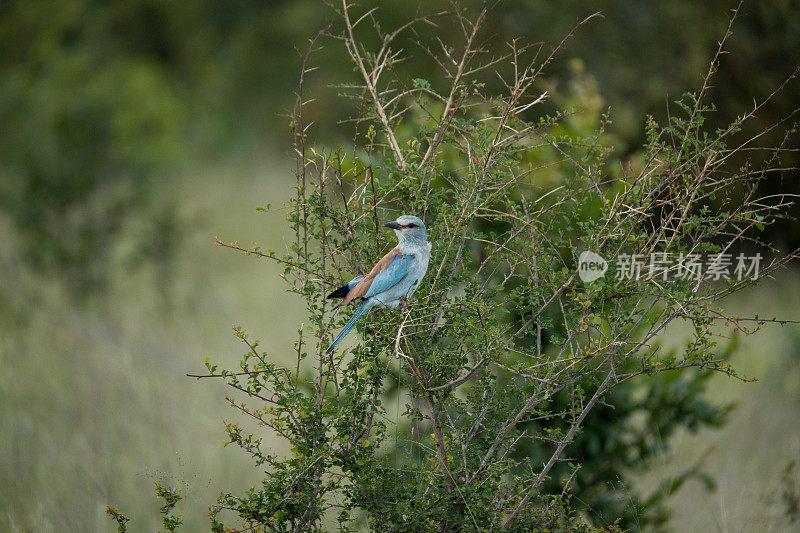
top-left (0, 1), bottom-right (798, 531)
top-left (109, 3), bottom-right (797, 530)
top-left (1, 0), bottom-right (798, 288)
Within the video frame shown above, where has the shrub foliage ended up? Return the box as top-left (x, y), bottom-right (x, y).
top-left (115, 3), bottom-right (798, 530)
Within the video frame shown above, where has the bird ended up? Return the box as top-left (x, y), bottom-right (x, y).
top-left (325, 214), bottom-right (431, 353)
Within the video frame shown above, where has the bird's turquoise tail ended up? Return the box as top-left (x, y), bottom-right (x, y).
top-left (326, 301), bottom-right (369, 353)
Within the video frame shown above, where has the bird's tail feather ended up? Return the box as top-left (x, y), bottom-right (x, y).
top-left (326, 301), bottom-right (368, 353)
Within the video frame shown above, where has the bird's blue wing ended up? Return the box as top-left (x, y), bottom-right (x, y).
top-left (347, 275), bottom-right (365, 289)
top-left (364, 254), bottom-right (415, 298)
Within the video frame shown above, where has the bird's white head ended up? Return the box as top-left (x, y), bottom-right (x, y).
top-left (384, 214), bottom-right (427, 244)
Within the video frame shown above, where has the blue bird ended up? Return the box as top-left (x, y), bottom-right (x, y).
top-left (326, 215), bottom-right (431, 353)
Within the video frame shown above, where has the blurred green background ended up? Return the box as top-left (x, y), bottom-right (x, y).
top-left (0, 0), bottom-right (798, 530)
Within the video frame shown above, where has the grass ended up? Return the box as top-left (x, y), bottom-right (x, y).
top-left (0, 154), bottom-right (303, 531)
top-left (635, 271), bottom-right (800, 531)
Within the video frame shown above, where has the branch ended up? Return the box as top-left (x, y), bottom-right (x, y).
top-left (502, 370), bottom-right (614, 529)
top-left (342, 0), bottom-right (408, 171)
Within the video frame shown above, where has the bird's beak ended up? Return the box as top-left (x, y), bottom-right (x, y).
top-left (383, 221), bottom-right (402, 230)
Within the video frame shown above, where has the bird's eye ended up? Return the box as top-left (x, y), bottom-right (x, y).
top-left (407, 223), bottom-right (417, 228)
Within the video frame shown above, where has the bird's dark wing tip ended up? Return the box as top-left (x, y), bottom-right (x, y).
top-left (326, 285), bottom-right (350, 299)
